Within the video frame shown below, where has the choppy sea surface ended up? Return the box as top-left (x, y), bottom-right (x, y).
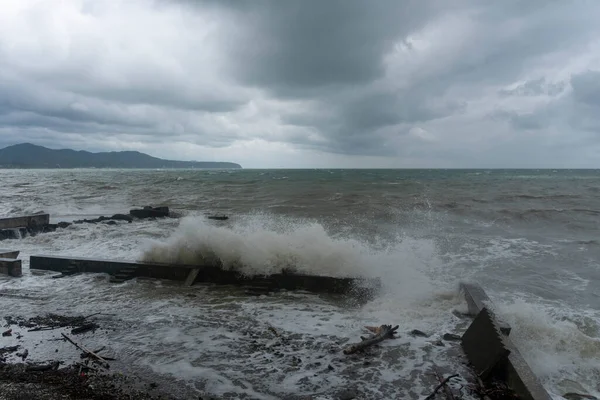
top-left (1, 169), bottom-right (600, 399)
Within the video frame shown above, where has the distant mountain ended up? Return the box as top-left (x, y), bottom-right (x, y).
top-left (0, 143), bottom-right (242, 169)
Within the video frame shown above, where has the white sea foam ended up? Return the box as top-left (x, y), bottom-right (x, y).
top-left (4, 210), bottom-right (598, 398)
top-left (495, 296), bottom-right (600, 399)
top-left (138, 214), bottom-right (455, 309)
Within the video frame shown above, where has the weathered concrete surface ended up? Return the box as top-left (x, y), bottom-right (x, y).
top-left (460, 282), bottom-right (512, 335)
top-left (0, 258), bottom-right (22, 277)
top-left (461, 308), bottom-right (511, 380)
top-left (0, 227), bottom-right (28, 241)
top-left (29, 255), bottom-right (381, 297)
top-left (0, 249), bottom-right (20, 259)
top-left (459, 282), bottom-right (552, 400)
top-left (0, 214), bottom-right (50, 230)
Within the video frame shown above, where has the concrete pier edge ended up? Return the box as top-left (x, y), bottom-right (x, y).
top-left (0, 249), bottom-right (20, 259)
top-left (459, 282), bottom-right (552, 400)
top-left (29, 255), bottom-right (381, 297)
top-left (0, 258), bottom-right (22, 277)
top-left (0, 214), bottom-right (50, 230)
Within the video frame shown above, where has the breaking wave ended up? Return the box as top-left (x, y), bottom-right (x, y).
top-left (140, 214), bottom-right (446, 298)
top-left (496, 298), bottom-right (600, 398)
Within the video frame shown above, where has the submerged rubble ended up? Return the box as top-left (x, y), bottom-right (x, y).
top-left (0, 308), bottom-right (486, 400)
top-left (0, 207), bottom-right (231, 242)
top-left (0, 313), bottom-right (183, 400)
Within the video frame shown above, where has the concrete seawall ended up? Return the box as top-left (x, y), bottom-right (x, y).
top-left (0, 214), bottom-right (49, 230)
top-left (29, 255), bottom-right (381, 297)
top-left (459, 282), bottom-right (552, 400)
top-left (0, 258), bottom-right (22, 277)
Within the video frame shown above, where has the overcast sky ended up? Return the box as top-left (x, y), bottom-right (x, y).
top-left (1, 0), bottom-right (600, 168)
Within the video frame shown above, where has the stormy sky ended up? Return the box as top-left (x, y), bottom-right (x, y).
top-left (1, 1), bottom-right (600, 168)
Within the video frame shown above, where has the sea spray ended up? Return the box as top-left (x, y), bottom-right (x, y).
top-left (141, 215), bottom-right (370, 277)
top-left (495, 297), bottom-right (600, 398)
top-left (139, 213), bottom-right (443, 286)
top-left (138, 213), bottom-right (465, 330)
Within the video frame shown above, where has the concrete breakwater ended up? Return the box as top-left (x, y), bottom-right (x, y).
top-left (0, 207), bottom-right (200, 241)
top-left (29, 255), bottom-right (381, 298)
top-left (0, 214), bottom-right (51, 240)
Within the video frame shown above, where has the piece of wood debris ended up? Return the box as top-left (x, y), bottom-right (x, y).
top-left (343, 324), bottom-right (399, 355)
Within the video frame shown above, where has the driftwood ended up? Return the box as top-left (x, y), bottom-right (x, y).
top-left (424, 373), bottom-right (459, 400)
top-left (26, 361), bottom-right (60, 372)
top-left (28, 313), bottom-right (102, 332)
top-left (343, 324), bottom-right (399, 355)
top-left (81, 346), bottom-right (116, 361)
top-left (71, 323), bottom-right (98, 335)
top-left (61, 333), bottom-right (111, 368)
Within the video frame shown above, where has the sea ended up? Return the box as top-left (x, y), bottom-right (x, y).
top-left (1, 168), bottom-right (599, 399)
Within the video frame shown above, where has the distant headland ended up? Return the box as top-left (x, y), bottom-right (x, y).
top-left (0, 143), bottom-right (242, 169)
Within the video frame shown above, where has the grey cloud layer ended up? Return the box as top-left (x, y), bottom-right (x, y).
top-left (0, 0), bottom-right (599, 166)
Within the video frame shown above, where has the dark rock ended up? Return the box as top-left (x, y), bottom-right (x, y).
top-left (432, 340), bottom-right (445, 347)
top-left (130, 206), bottom-right (169, 219)
top-left (410, 329), bottom-right (430, 338)
top-left (110, 214), bottom-right (134, 223)
top-left (208, 215), bottom-right (229, 221)
top-left (2, 329), bottom-right (12, 337)
top-left (563, 394), bottom-right (598, 400)
top-left (443, 333), bottom-right (462, 342)
top-left (105, 221), bottom-right (117, 225)
top-left (338, 389), bottom-right (357, 400)
top-left (57, 222), bottom-right (72, 229)
top-left (43, 224), bottom-right (58, 232)
top-left (16, 349), bottom-right (28, 360)
top-left (0, 345), bottom-right (19, 354)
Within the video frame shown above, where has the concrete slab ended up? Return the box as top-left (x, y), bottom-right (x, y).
top-left (29, 255), bottom-right (381, 297)
top-left (459, 282), bottom-right (552, 400)
top-left (0, 258), bottom-right (22, 277)
top-left (0, 249), bottom-right (20, 259)
top-left (460, 282), bottom-right (512, 335)
top-left (0, 214), bottom-right (50, 230)
top-left (461, 308), bottom-right (511, 380)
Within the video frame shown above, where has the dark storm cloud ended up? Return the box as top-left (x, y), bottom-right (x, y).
top-left (1, 0), bottom-right (600, 166)
top-left (223, 0), bottom-right (449, 91)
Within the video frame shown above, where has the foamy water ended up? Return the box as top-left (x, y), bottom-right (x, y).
top-left (1, 168), bottom-right (600, 399)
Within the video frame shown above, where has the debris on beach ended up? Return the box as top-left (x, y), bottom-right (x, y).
top-left (342, 324), bottom-right (399, 355)
top-left (0, 312), bottom-right (171, 400)
top-left (4, 313), bottom-right (101, 333)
